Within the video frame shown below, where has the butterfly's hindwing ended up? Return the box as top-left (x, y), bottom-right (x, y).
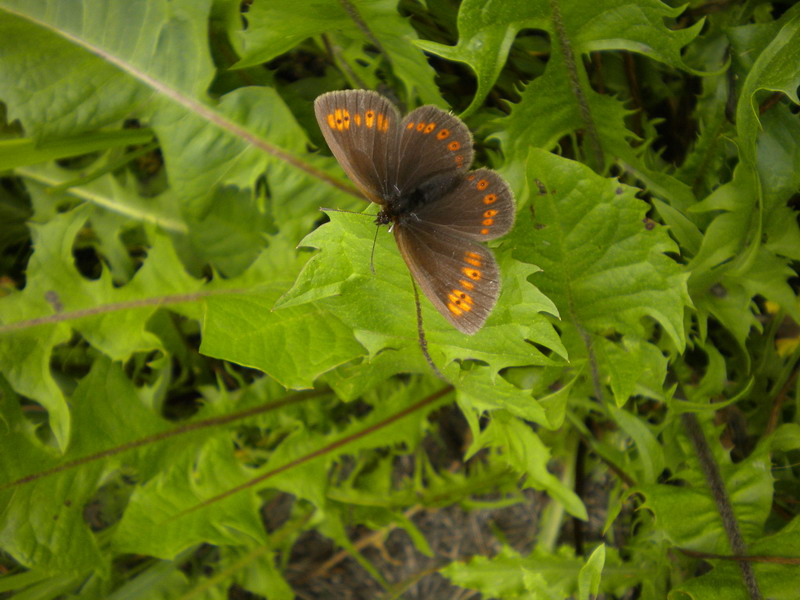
top-left (314, 90), bottom-right (401, 204)
top-left (394, 223), bottom-right (500, 334)
top-left (412, 168), bottom-right (515, 241)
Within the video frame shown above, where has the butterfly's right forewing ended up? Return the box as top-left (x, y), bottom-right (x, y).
top-left (314, 90), bottom-right (401, 205)
top-left (392, 105), bottom-right (474, 195)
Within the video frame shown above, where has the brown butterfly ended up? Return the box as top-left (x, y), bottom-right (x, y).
top-left (314, 90), bottom-right (514, 334)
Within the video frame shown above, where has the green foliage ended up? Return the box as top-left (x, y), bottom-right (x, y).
top-left (0, 0), bottom-right (798, 599)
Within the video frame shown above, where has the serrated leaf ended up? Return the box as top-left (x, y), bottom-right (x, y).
top-left (419, 0), bottom-right (702, 117)
top-left (234, 0), bottom-right (442, 104)
top-left (515, 150), bottom-right (690, 352)
top-left (0, 358), bottom-right (170, 574)
top-left (476, 415), bottom-right (587, 519)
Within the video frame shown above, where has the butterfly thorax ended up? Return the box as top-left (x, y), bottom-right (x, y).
top-left (374, 172), bottom-right (461, 227)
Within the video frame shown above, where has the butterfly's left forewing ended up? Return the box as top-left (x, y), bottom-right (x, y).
top-left (314, 90), bottom-right (400, 204)
top-left (394, 223), bottom-right (501, 334)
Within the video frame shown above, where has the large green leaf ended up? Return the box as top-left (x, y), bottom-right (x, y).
top-left (513, 150), bottom-right (689, 380)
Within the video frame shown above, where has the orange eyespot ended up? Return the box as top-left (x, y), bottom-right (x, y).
top-left (415, 122), bottom-right (425, 132)
top-left (424, 122), bottom-right (436, 134)
top-left (448, 290), bottom-right (474, 313)
top-left (453, 290), bottom-right (473, 305)
top-left (407, 121), bottom-right (415, 129)
top-left (477, 179), bottom-right (489, 190)
top-left (483, 193), bottom-right (497, 204)
top-left (342, 110), bottom-right (351, 129)
top-left (448, 141), bottom-right (461, 151)
top-left (437, 128), bottom-right (450, 139)
top-left (463, 267), bottom-right (482, 281)
top-left (480, 228), bottom-right (490, 235)
top-left (484, 209), bottom-right (498, 218)
top-left (334, 109), bottom-right (346, 131)
top-left (482, 219), bottom-right (494, 226)
top-left (365, 110), bottom-right (375, 128)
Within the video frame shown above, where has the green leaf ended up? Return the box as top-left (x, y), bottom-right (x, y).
top-left (597, 336), bottom-right (669, 406)
top-left (607, 404), bottom-right (664, 485)
top-left (578, 544), bottom-right (605, 600)
top-left (202, 289), bottom-right (366, 389)
top-left (0, 130), bottom-right (154, 171)
top-left (734, 6), bottom-right (800, 167)
top-left (514, 149), bottom-right (689, 365)
top-left (476, 415), bottom-right (587, 519)
top-left (675, 515), bottom-right (800, 600)
top-left (0, 358), bottom-right (170, 574)
top-left (420, 0), bottom-right (702, 117)
top-left (639, 420), bottom-right (773, 553)
top-left (234, 0), bottom-right (442, 104)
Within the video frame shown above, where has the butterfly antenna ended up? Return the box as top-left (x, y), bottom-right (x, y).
top-left (369, 225), bottom-right (380, 274)
top-left (410, 275), bottom-right (447, 381)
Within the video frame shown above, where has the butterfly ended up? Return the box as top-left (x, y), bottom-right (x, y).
top-left (314, 90), bottom-right (515, 334)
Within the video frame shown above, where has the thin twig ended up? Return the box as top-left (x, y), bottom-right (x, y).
top-left (549, 0), bottom-right (604, 169)
top-left (682, 413), bottom-right (762, 600)
top-left (0, 389), bottom-right (327, 490)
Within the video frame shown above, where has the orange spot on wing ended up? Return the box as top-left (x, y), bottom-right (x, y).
top-left (407, 121), bottom-right (415, 129)
top-left (365, 110), bottom-right (375, 128)
top-left (467, 175), bottom-right (476, 181)
top-left (447, 302), bottom-right (464, 316)
top-left (327, 113), bottom-right (336, 129)
top-left (462, 267), bottom-right (482, 281)
top-left (460, 279), bottom-right (475, 290)
top-left (477, 179), bottom-right (489, 190)
top-left (448, 141), bottom-right (461, 151)
top-left (482, 218), bottom-right (494, 226)
top-left (417, 122), bottom-right (426, 132)
top-left (484, 209), bottom-right (498, 218)
top-left (448, 293), bottom-right (473, 312)
top-left (342, 110), bottom-right (351, 129)
top-left (465, 256), bottom-right (481, 267)
top-left (437, 128), bottom-right (450, 139)
top-left (483, 193), bottom-right (497, 204)
top-left (480, 228), bottom-right (490, 235)
top-left (354, 113), bottom-right (362, 126)
top-left (424, 122), bottom-right (436, 134)
top-left (449, 289), bottom-right (474, 307)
